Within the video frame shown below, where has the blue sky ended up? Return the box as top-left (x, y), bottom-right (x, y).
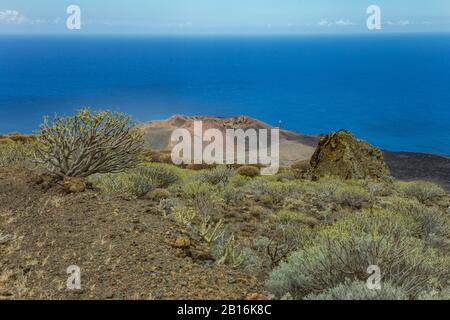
top-left (0, 0), bottom-right (449, 34)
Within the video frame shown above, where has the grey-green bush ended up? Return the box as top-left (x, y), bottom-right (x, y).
top-left (386, 197), bottom-right (450, 249)
top-left (92, 164), bottom-right (180, 198)
top-left (335, 185), bottom-right (370, 209)
top-left (92, 170), bottom-right (157, 198)
top-left (138, 164), bottom-right (180, 188)
top-left (250, 180), bottom-right (300, 204)
top-left (265, 233), bottom-right (448, 299)
top-left (398, 181), bottom-right (445, 203)
top-left (195, 166), bottom-right (234, 186)
top-left (303, 281), bottom-right (408, 300)
top-left (182, 181), bottom-right (223, 217)
top-left (223, 186), bottom-right (245, 204)
top-left (35, 109), bottom-right (144, 178)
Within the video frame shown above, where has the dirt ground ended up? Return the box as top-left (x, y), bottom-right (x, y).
top-left (0, 166), bottom-right (263, 300)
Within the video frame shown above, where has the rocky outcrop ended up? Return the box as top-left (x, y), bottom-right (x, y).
top-left (310, 130), bottom-right (390, 180)
top-left (170, 235), bottom-right (214, 261)
top-left (63, 176), bottom-right (86, 193)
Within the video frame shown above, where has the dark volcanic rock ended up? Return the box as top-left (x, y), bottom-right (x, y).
top-left (383, 151), bottom-right (450, 190)
top-left (310, 130), bottom-right (390, 180)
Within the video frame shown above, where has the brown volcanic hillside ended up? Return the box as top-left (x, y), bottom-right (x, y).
top-left (136, 115), bottom-right (321, 166)
top-left (136, 115), bottom-right (450, 189)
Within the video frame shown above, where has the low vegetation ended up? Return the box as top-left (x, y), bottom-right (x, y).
top-left (89, 164), bottom-right (180, 199)
top-left (2, 109), bottom-right (449, 300)
top-left (236, 165), bottom-right (260, 178)
top-left (0, 137), bottom-right (35, 167)
top-left (89, 156), bottom-right (448, 300)
top-left (303, 281), bottom-right (409, 300)
top-left (396, 180), bottom-right (446, 203)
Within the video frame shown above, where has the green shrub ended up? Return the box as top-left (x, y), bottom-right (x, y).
top-left (359, 179), bottom-right (392, 198)
top-left (239, 247), bottom-right (264, 274)
top-left (266, 232), bottom-right (448, 299)
top-left (171, 206), bottom-right (196, 226)
top-left (139, 164), bottom-right (180, 188)
top-left (159, 197), bottom-right (183, 215)
top-left (198, 218), bottom-right (224, 244)
top-left (195, 166), bottom-right (234, 186)
top-left (306, 176), bottom-right (342, 199)
top-left (413, 207), bottom-right (450, 240)
top-left (398, 181), bottom-right (445, 203)
top-left (0, 140), bottom-right (34, 167)
top-left (275, 210), bottom-right (319, 227)
top-left (250, 180), bottom-right (300, 205)
top-left (418, 287), bottom-right (450, 300)
top-left (249, 205), bottom-right (271, 219)
top-left (385, 197), bottom-right (450, 243)
top-left (303, 281), bottom-right (408, 300)
top-left (215, 234), bottom-right (245, 269)
top-left (257, 194), bottom-right (275, 207)
top-left (282, 197), bottom-right (306, 211)
top-left (282, 195), bottom-right (334, 221)
top-left (230, 174), bottom-right (252, 188)
top-left (182, 181), bottom-right (223, 217)
top-left (92, 170), bottom-right (157, 198)
top-left (322, 209), bottom-right (420, 239)
top-left (145, 188), bottom-right (171, 202)
top-left (268, 169), bottom-right (297, 182)
top-left (253, 236), bottom-right (271, 251)
top-left (35, 109), bottom-right (144, 178)
top-left (236, 165), bottom-right (260, 178)
top-left (383, 196), bottom-right (423, 216)
top-left (335, 185), bottom-right (370, 209)
top-left (92, 164), bottom-right (179, 198)
top-left (223, 186), bottom-right (245, 204)
top-left (263, 222), bottom-right (309, 268)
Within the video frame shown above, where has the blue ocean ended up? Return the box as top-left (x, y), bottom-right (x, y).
top-left (0, 34), bottom-right (449, 154)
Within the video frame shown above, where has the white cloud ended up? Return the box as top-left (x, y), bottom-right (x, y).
top-left (318, 19), bottom-right (331, 27)
top-left (335, 19), bottom-right (356, 26)
top-left (386, 20), bottom-right (412, 26)
top-left (0, 9), bottom-right (64, 26)
top-left (0, 9), bottom-right (27, 24)
top-left (318, 19), bottom-right (357, 27)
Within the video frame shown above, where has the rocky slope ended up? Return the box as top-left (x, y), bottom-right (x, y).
top-left (0, 166), bottom-right (262, 299)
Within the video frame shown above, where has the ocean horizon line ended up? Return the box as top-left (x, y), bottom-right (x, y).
top-left (1, 31), bottom-right (450, 37)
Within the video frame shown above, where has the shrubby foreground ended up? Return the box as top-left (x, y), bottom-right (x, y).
top-left (0, 110), bottom-right (449, 300)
